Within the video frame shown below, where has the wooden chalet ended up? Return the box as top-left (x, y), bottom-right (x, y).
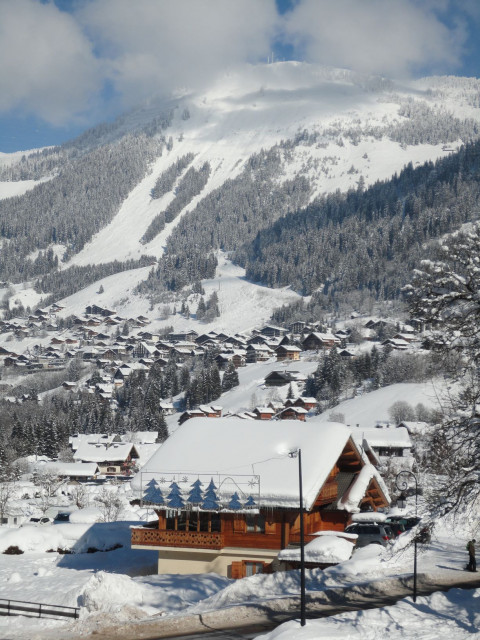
top-left (264, 370), bottom-right (306, 387)
top-left (131, 419), bottom-right (390, 578)
top-left (73, 441), bottom-right (139, 476)
top-left (302, 332), bottom-right (340, 351)
top-left (277, 406), bottom-right (308, 421)
top-left (178, 405), bottom-right (222, 425)
top-left (275, 345), bottom-right (301, 361)
top-left (285, 397), bottom-right (318, 411)
top-left (252, 406), bottom-right (276, 420)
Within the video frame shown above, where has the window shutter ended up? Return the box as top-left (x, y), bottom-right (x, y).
top-left (233, 515), bottom-right (246, 533)
top-left (265, 520), bottom-right (276, 535)
top-left (230, 561), bottom-right (243, 579)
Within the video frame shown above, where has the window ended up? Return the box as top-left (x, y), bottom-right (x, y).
top-left (106, 466), bottom-right (116, 473)
top-left (165, 511), bottom-right (221, 533)
top-left (246, 514), bottom-right (265, 533)
top-left (244, 561), bottom-right (264, 577)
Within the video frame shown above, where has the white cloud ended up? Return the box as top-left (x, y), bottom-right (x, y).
top-left (282, 0), bottom-right (465, 77)
top-left (0, 0), bottom-right (473, 128)
top-left (0, 0), bottom-right (101, 124)
top-left (78, 0), bottom-right (279, 107)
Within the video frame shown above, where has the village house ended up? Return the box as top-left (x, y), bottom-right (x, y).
top-left (350, 425), bottom-right (413, 460)
top-left (73, 441), bottom-right (140, 476)
top-left (252, 406), bottom-right (276, 420)
top-left (246, 344), bottom-right (273, 363)
top-left (285, 396), bottom-right (318, 411)
top-left (178, 405), bottom-right (223, 425)
top-left (277, 406), bottom-right (308, 421)
top-left (264, 371), bottom-right (307, 387)
top-left (275, 345), bottom-right (302, 361)
top-left (302, 332), bottom-right (340, 351)
top-left (35, 461), bottom-right (99, 483)
top-left (130, 418), bottom-right (390, 578)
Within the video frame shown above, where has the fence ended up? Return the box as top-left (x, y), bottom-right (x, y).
top-left (0, 598), bottom-right (80, 620)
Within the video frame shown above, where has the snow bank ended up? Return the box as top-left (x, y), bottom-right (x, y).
top-left (255, 587), bottom-right (480, 640)
top-left (69, 507), bottom-right (102, 524)
top-left (279, 534), bottom-right (354, 564)
top-left (0, 521), bottom-right (142, 554)
top-left (80, 571), bottom-right (147, 614)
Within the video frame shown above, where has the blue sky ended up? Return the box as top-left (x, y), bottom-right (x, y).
top-left (0, 0), bottom-right (479, 153)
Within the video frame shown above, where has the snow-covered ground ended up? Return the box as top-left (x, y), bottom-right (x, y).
top-left (0, 511), bottom-right (478, 639)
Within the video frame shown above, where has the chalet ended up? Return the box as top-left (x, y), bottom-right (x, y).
top-left (178, 405), bottom-right (222, 425)
top-left (168, 330), bottom-right (199, 342)
top-left (73, 441), bottom-right (139, 476)
top-left (382, 338), bottom-right (409, 350)
top-left (264, 371), bottom-right (306, 387)
top-left (159, 401), bottom-right (175, 415)
top-left (302, 332), bottom-right (340, 351)
top-left (130, 418), bottom-right (390, 578)
top-left (338, 349), bottom-right (356, 358)
top-left (285, 397), bottom-right (317, 411)
top-left (350, 426), bottom-right (412, 459)
top-left (289, 321), bottom-right (306, 334)
top-left (246, 344), bottom-right (273, 363)
top-left (252, 407), bottom-right (276, 420)
top-left (277, 406), bottom-right (308, 421)
top-left (260, 325), bottom-right (288, 338)
top-left (36, 461), bottom-right (99, 483)
top-left (178, 409), bottom-right (208, 425)
top-left (275, 345), bottom-right (301, 361)
top-left (85, 305), bottom-right (116, 317)
top-left (69, 433), bottom-right (121, 452)
top-left (392, 333), bottom-right (416, 343)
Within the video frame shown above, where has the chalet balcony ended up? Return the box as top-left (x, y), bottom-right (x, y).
top-left (131, 527), bottom-right (224, 550)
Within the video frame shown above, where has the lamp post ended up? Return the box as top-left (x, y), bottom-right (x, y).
top-left (289, 448), bottom-right (306, 626)
top-left (395, 470), bottom-right (419, 603)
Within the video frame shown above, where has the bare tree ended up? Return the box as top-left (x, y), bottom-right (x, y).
top-left (70, 485), bottom-right (89, 510)
top-left (388, 401), bottom-right (416, 425)
top-left (33, 470), bottom-right (65, 515)
top-left (0, 482), bottom-right (15, 525)
top-left (94, 487), bottom-right (123, 522)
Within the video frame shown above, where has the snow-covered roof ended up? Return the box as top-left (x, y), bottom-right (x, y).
top-left (74, 442), bottom-right (138, 463)
top-left (69, 433), bottom-right (118, 450)
top-left (123, 431), bottom-right (158, 444)
top-left (135, 443), bottom-right (162, 468)
top-left (350, 426), bottom-right (412, 449)
top-left (36, 462), bottom-right (99, 477)
top-left (338, 464), bottom-right (390, 512)
top-left (132, 418), bottom-right (351, 510)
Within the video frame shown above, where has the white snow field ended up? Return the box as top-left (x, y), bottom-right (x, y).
top-left (0, 513), bottom-right (478, 639)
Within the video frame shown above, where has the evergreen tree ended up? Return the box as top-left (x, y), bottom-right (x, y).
top-left (221, 361), bottom-right (239, 392)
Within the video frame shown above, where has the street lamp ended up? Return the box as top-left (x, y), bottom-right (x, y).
top-left (395, 470), bottom-right (419, 603)
top-left (289, 449), bottom-right (306, 626)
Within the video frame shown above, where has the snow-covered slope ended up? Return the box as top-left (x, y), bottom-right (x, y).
top-left (66, 63), bottom-right (474, 268)
top-left (2, 63), bottom-right (480, 322)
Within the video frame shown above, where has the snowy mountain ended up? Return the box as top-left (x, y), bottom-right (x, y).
top-left (1, 62), bottom-right (480, 328)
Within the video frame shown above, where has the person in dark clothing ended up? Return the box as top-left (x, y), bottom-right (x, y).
top-left (467, 539), bottom-right (477, 572)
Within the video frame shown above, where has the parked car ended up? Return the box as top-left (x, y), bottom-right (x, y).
top-left (22, 516), bottom-right (52, 526)
top-left (53, 512), bottom-right (70, 523)
top-left (385, 518), bottom-right (406, 537)
top-left (344, 522), bottom-right (394, 547)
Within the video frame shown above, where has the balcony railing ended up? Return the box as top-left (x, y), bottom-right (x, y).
top-left (131, 527), bottom-right (224, 550)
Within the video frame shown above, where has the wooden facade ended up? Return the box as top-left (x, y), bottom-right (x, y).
top-left (131, 438), bottom-right (389, 578)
